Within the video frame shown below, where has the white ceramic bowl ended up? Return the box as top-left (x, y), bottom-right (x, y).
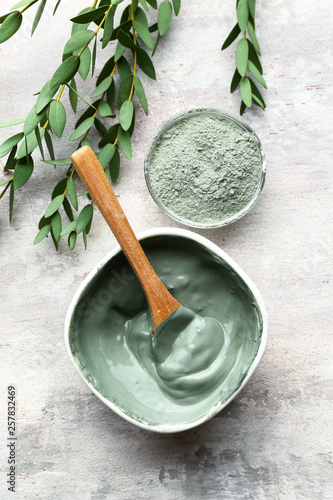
top-left (65, 228), bottom-right (268, 433)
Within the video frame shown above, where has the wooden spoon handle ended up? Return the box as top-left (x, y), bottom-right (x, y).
top-left (70, 146), bottom-right (181, 330)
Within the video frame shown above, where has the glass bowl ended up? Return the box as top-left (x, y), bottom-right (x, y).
top-left (144, 108), bottom-right (266, 229)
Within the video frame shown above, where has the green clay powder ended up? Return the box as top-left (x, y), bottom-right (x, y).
top-left (146, 111), bottom-right (263, 227)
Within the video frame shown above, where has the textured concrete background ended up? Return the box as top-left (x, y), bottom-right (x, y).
top-left (0, 0), bottom-right (332, 499)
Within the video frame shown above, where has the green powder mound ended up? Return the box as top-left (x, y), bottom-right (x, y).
top-left (147, 114), bottom-right (262, 226)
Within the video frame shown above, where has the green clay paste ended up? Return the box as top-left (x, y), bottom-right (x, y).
top-left (69, 236), bottom-right (263, 427)
top-left (153, 306), bottom-right (226, 403)
top-left (147, 112), bottom-right (262, 226)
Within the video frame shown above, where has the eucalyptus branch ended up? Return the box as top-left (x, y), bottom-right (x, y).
top-left (0, 0), bottom-right (62, 42)
top-left (0, 0), bottom-right (181, 251)
top-left (222, 0), bottom-right (266, 115)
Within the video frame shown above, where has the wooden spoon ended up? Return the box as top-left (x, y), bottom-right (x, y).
top-left (70, 146), bottom-right (181, 332)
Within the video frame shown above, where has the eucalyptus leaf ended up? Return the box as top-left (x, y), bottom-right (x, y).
top-left (4, 146), bottom-right (17, 171)
top-left (43, 158), bottom-right (72, 166)
top-left (80, 139), bottom-right (92, 148)
top-left (117, 29), bottom-right (136, 49)
top-left (70, 6), bottom-right (108, 24)
top-left (0, 13), bottom-right (10, 24)
top-left (45, 194), bottom-right (65, 218)
top-left (102, 8), bottom-right (114, 48)
top-left (0, 11), bottom-right (22, 44)
top-left (240, 77), bottom-right (252, 107)
top-left (99, 101), bottom-right (114, 117)
top-left (152, 32), bottom-right (161, 56)
top-left (69, 116), bottom-right (94, 141)
top-left (98, 144), bottom-right (115, 168)
top-left (69, 78), bottom-right (78, 113)
top-left (53, 0), bottom-right (62, 15)
top-left (90, 76), bottom-right (112, 98)
top-left (248, 0), bottom-right (255, 18)
top-left (35, 125), bottom-right (44, 160)
top-left (63, 196), bottom-right (74, 221)
top-left (9, 182), bottom-right (14, 222)
top-left (63, 30), bottom-right (95, 54)
top-left (248, 40), bottom-right (263, 74)
top-left (67, 83), bottom-right (95, 109)
top-left (97, 56), bottom-right (115, 85)
top-left (99, 124), bottom-right (119, 148)
top-left (11, 0), bottom-right (33, 9)
top-left (114, 41), bottom-right (126, 62)
top-left (38, 214), bottom-right (52, 229)
top-left (95, 119), bottom-right (107, 137)
top-left (23, 105), bottom-right (43, 136)
top-left (16, 128), bottom-right (45, 159)
top-left (236, 38), bottom-right (248, 77)
top-left (117, 56), bottom-right (132, 80)
top-left (60, 220), bottom-right (77, 236)
top-left (111, 0), bottom-right (125, 5)
top-left (146, 0), bottom-right (157, 8)
top-left (133, 20), bottom-right (154, 51)
top-left (0, 178), bottom-right (12, 187)
top-left (248, 60), bottom-right (267, 88)
top-left (172, 0), bottom-right (181, 16)
top-left (49, 100), bottom-right (66, 138)
top-left (240, 100), bottom-right (246, 116)
top-left (0, 133), bottom-right (23, 157)
top-left (76, 205), bottom-right (93, 234)
top-left (0, 117), bottom-right (26, 128)
top-left (137, 48), bottom-right (156, 80)
top-left (68, 231), bottom-right (77, 250)
top-left (158, 1), bottom-right (172, 36)
top-left (111, 21), bottom-right (132, 41)
top-left (138, 0), bottom-right (149, 12)
top-left (252, 94), bottom-right (265, 110)
top-left (44, 129), bottom-right (55, 160)
top-left (230, 68), bottom-right (242, 93)
top-left (82, 230), bottom-right (88, 249)
top-left (78, 46), bottom-right (91, 80)
top-left (133, 75), bottom-right (148, 115)
top-left (107, 79), bottom-right (116, 110)
top-left (31, 0), bottom-right (47, 36)
top-left (250, 79), bottom-right (266, 108)
top-left (51, 211), bottom-right (62, 242)
top-left (67, 177), bottom-right (78, 210)
top-left (117, 75), bottom-right (132, 107)
top-left (13, 155), bottom-right (34, 190)
top-left (52, 178), bottom-right (67, 199)
top-left (221, 23), bottom-right (240, 50)
top-left (237, 0), bottom-right (248, 32)
top-left (118, 127), bottom-right (132, 159)
top-left (247, 20), bottom-right (260, 55)
top-left (34, 224), bottom-right (51, 245)
top-left (92, 36), bottom-right (97, 76)
top-left (36, 80), bottom-right (59, 114)
top-left (75, 102), bottom-right (98, 128)
top-left (50, 56), bottom-right (80, 88)
top-left (134, 7), bottom-right (149, 27)
top-left (109, 147), bottom-right (120, 182)
top-left (119, 100), bottom-right (134, 131)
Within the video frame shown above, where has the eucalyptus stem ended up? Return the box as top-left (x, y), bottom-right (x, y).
top-left (0, 0), bottom-right (181, 251)
top-left (20, 1), bottom-right (38, 15)
top-left (0, 179), bottom-right (13, 200)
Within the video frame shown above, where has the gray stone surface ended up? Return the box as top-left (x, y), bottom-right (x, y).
top-left (0, 1), bottom-right (332, 499)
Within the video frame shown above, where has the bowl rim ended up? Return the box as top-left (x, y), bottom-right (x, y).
top-left (144, 107), bottom-right (267, 229)
top-left (64, 227), bottom-right (268, 434)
